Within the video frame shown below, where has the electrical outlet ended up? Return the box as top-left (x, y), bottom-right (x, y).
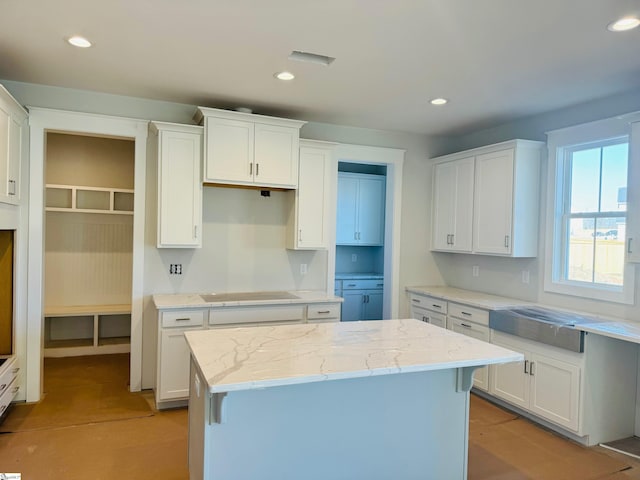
top-left (351, 254), bottom-right (357, 262)
top-left (522, 270), bottom-right (530, 284)
top-left (169, 264), bottom-right (183, 275)
top-left (472, 266), bottom-right (479, 277)
top-left (300, 263), bottom-right (308, 275)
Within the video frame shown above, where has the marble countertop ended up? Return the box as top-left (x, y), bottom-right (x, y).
top-left (405, 286), bottom-right (532, 310)
top-left (184, 318), bottom-right (523, 394)
top-left (406, 285), bottom-right (640, 344)
top-left (153, 290), bottom-right (342, 310)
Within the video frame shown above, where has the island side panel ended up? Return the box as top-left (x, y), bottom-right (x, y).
top-left (195, 368), bottom-right (470, 480)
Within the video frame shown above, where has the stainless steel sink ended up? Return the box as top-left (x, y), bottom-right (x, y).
top-left (489, 307), bottom-right (592, 352)
top-left (201, 291), bottom-right (300, 303)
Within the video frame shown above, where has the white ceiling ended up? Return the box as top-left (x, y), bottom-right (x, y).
top-left (1, 0), bottom-right (639, 135)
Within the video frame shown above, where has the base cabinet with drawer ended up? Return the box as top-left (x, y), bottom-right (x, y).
top-left (446, 303), bottom-right (490, 391)
top-left (156, 308), bottom-right (207, 407)
top-left (155, 299), bottom-right (341, 409)
top-left (0, 355), bottom-right (20, 417)
top-left (408, 293), bottom-right (447, 328)
top-left (341, 279), bottom-right (384, 321)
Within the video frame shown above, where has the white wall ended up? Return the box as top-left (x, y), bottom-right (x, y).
top-left (432, 88), bottom-right (640, 318)
top-left (1, 79), bottom-right (444, 391)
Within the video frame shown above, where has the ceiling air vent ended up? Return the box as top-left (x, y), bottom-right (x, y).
top-left (288, 50), bottom-right (335, 66)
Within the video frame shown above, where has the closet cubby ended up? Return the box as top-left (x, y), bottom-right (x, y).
top-left (44, 132), bottom-right (135, 357)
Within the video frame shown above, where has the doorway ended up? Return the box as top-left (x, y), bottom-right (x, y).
top-left (25, 108), bottom-right (147, 402)
top-left (42, 132), bottom-right (134, 390)
top-left (329, 143), bottom-right (405, 320)
top-left (335, 162), bottom-right (387, 320)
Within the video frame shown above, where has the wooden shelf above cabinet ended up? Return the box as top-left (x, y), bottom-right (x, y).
top-left (45, 184), bottom-right (134, 215)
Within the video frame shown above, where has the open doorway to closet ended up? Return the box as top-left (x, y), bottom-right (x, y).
top-left (42, 132), bottom-right (134, 412)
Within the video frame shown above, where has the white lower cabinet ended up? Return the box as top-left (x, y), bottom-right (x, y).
top-left (155, 300), bottom-right (342, 409)
top-left (491, 331), bottom-right (580, 430)
top-left (156, 308), bottom-right (207, 407)
top-left (447, 303), bottom-right (490, 391)
top-left (0, 356), bottom-right (20, 416)
top-left (341, 279), bottom-right (384, 321)
top-left (409, 293), bottom-right (447, 328)
top-left (158, 327), bottom-right (201, 401)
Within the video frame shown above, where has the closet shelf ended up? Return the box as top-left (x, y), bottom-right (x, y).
top-left (45, 184), bottom-right (134, 215)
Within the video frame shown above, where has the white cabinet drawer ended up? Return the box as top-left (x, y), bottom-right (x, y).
top-left (411, 306), bottom-right (447, 328)
top-left (161, 309), bottom-right (207, 328)
top-left (408, 293), bottom-right (447, 314)
top-left (448, 302), bottom-right (488, 326)
top-left (307, 303), bottom-right (341, 321)
top-left (0, 376), bottom-right (18, 417)
top-left (342, 279), bottom-right (384, 290)
top-left (209, 305), bottom-right (305, 326)
top-left (0, 356), bottom-right (19, 396)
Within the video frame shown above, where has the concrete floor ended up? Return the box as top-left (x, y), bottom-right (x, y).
top-left (0, 354), bottom-right (639, 479)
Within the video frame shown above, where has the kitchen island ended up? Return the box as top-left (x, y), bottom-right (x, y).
top-left (185, 319), bottom-right (522, 480)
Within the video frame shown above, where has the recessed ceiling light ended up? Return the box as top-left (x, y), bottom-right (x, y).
top-left (275, 71), bottom-right (295, 81)
top-left (607, 17), bottom-right (640, 32)
top-left (67, 36), bottom-right (92, 48)
top-left (430, 98), bottom-right (448, 106)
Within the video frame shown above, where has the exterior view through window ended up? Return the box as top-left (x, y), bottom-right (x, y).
top-left (563, 139), bottom-right (628, 286)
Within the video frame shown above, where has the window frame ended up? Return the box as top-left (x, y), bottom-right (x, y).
top-left (544, 117), bottom-right (636, 304)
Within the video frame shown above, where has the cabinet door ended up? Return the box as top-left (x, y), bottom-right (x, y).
top-left (5, 114), bottom-right (22, 203)
top-left (0, 103), bottom-right (9, 203)
top-left (432, 158), bottom-right (474, 252)
top-left (362, 290), bottom-right (383, 320)
top-left (626, 122), bottom-right (640, 262)
top-left (157, 128), bottom-right (202, 248)
top-left (291, 144), bottom-right (332, 249)
top-left (336, 175), bottom-right (359, 245)
top-left (528, 353), bottom-right (580, 431)
top-left (341, 290), bottom-right (365, 321)
top-left (254, 123), bottom-right (299, 188)
top-left (204, 117), bottom-right (254, 184)
top-left (432, 161), bottom-right (456, 250)
top-left (473, 149), bottom-right (515, 255)
top-left (357, 177), bottom-right (385, 245)
top-left (158, 328), bottom-right (198, 401)
top-left (449, 317), bottom-right (489, 390)
top-left (490, 337), bottom-right (529, 409)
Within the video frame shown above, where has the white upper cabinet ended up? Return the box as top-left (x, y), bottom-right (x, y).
top-left (151, 122), bottom-right (203, 248)
top-left (0, 85), bottom-right (27, 206)
top-left (286, 139), bottom-right (336, 250)
top-left (626, 122), bottom-right (640, 263)
top-left (431, 139), bottom-right (543, 257)
top-left (196, 107), bottom-right (306, 189)
top-left (431, 157), bottom-right (474, 252)
top-left (337, 172), bottom-right (385, 246)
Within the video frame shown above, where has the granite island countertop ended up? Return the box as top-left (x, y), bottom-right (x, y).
top-left (184, 318), bottom-right (523, 394)
top-left (153, 290), bottom-right (342, 310)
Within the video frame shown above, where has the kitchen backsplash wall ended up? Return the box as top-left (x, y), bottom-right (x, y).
top-left (335, 245), bottom-right (384, 275)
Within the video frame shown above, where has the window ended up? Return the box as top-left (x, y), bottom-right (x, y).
top-left (545, 117), bottom-right (635, 304)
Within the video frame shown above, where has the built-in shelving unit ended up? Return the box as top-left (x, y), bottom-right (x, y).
top-left (45, 184), bottom-right (134, 215)
top-left (43, 304), bottom-right (131, 357)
